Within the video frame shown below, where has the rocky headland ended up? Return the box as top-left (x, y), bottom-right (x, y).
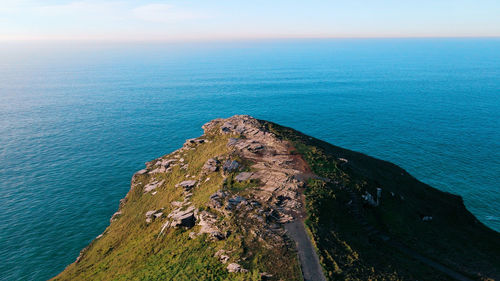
top-left (53, 115), bottom-right (500, 281)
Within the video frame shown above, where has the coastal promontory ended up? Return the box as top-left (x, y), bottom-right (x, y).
top-left (53, 115), bottom-right (500, 281)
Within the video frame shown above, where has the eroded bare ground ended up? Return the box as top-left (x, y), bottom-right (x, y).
top-left (207, 115), bottom-right (308, 222)
top-left (202, 115), bottom-right (327, 278)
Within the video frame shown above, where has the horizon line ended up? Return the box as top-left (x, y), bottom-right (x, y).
top-left (1, 35), bottom-right (499, 43)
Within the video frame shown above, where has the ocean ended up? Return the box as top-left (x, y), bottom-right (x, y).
top-left (0, 38), bottom-right (499, 281)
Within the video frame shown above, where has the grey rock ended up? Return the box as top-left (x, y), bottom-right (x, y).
top-left (168, 206), bottom-right (196, 228)
top-left (227, 263), bottom-right (248, 273)
top-left (144, 180), bottom-right (164, 193)
top-left (226, 196), bottom-right (246, 211)
top-left (202, 158), bottom-right (219, 173)
top-left (223, 160), bottom-right (240, 173)
top-left (136, 169), bottom-right (148, 175)
top-left (209, 190), bottom-right (228, 209)
top-left (214, 250), bottom-right (230, 263)
top-left (210, 231), bottom-right (225, 240)
top-left (110, 211), bottom-right (122, 222)
top-left (145, 209), bottom-right (163, 223)
top-left (235, 172), bottom-right (253, 182)
top-left (247, 141), bottom-right (264, 152)
top-left (220, 122), bottom-right (234, 133)
top-left (171, 201), bottom-right (183, 207)
top-left (145, 210), bottom-right (156, 217)
top-left (176, 180), bottom-right (197, 190)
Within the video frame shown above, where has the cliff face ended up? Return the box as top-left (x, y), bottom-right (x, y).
top-left (53, 115), bottom-right (500, 281)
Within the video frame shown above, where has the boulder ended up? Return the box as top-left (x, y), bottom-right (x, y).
top-left (197, 211), bottom-right (223, 238)
top-left (143, 180), bottom-right (164, 193)
top-left (202, 158), bottom-right (219, 173)
top-left (173, 213), bottom-right (195, 228)
top-left (176, 180), bottom-right (197, 190)
top-left (220, 255), bottom-right (230, 263)
top-left (223, 160), bottom-right (240, 173)
top-left (227, 263), bottom-right (248, 273)
top-left (209, 190), bottom-right (228, 209)
top-left (226, 196), bottom-right (246, 210)
top-left (168, 206), bottom-right (196, 228)
top-left (214, 249), bottom-right (230, 263)
top-left (145, 209), bottom-right (163, 223)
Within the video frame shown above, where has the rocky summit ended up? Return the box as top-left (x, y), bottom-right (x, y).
top-left (53, 115), bottom-right (500, 281)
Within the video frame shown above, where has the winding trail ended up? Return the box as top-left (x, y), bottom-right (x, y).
top-left (285, 220), bottom-right (327, 281)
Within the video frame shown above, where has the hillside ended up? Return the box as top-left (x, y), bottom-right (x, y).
top-left (53, 115), bottom-right (500, 281)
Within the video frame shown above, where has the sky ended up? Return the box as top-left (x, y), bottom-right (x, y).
top-left (0, 0), bottom-right (499, 41)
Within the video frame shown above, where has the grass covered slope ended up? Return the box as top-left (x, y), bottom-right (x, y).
top-left (53, 116), bottom-right (305, 281)
top-left (54, 116), bottom-right (500, 281)
top-left (265, 120), bottom-right (500, 281)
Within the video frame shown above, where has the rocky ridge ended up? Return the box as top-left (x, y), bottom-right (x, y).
top-left (56, 115), bottom-right (500, 281)
top-left (128, 115), bottom-right (310, 274)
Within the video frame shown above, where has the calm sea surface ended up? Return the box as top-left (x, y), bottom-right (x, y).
top-left (0, 39), bottom-right (499, 280)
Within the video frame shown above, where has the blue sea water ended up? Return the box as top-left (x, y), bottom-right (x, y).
top-left (0, 38), bottom-right (499, 281)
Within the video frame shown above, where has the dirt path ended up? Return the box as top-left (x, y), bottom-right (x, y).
top-left (285, 221), bottom-right (327, 281)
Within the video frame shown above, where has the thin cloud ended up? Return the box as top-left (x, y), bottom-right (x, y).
top-left (35, 1), bottom-right (126, 21)
top-left (3, 1), bottom-right (205, 23)
top-left (132, 4), bottom-right (205, 23)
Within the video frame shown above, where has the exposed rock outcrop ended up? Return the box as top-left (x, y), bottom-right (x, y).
top-left (55, 115), bottom-right (500, 281)
top-left (145, 209), bottom-right (164, 223)
top-left (143, 180), bottom-right (164, 193)
top-left (202, 158), bottom-right (219, 173)
top-left (176, 180), bottom-right (197, 191)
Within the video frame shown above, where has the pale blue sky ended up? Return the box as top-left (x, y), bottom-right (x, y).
top-left (1, 0), bottom-right (499, 40)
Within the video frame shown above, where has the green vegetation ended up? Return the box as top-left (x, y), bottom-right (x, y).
top-left (265, 121), bottom-right (500, 281)
top-left (53, 118), bottom-right (500, 281)
top-left (53, 130), bottom-right (301, 281)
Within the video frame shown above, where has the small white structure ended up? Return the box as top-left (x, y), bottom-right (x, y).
top-left (362, 188), bottom-right (382, 207)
